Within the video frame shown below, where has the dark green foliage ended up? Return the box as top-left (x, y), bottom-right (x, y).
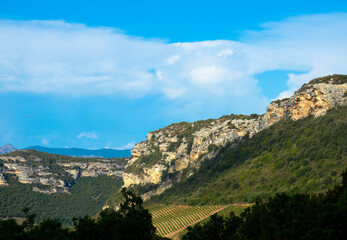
top-left (207, 144), bottom-right (218, 153)
top-left (272, 97), bottom-right (289, 104)
top-left (296, 74), bottom-right (347, 94)
top-left (72, 188), bottom-right (156, 240)
top-left (151, 106), bottom-right (347, 205)
top-left (182, 170), bottom-right (347, 240)
top-left (308, 74), bottom-right (347, 85)
top-left (220, 113), bottom-right (261, 121)
top-left (124, 147), bottom-right (165, 174)
top-left (28, 219), bottom-right (70, 240)
top-left (0, 176), bottom-right (123, 224)
top-left (3, 149), bottom-right (128, 164)
top-left (168, 139), bottom-right (182, 152)
top-left (186, 139), bottom-right (194, 154)
top-left (139, 147), bottom-right (163, 166)
top-left (0, 189), bottom-right (165, 240)
top-left (0, 218), bottom-right (26, 240)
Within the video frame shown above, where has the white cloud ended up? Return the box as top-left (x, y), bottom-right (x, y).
top-left (189, 65), bottom-right (227, 85)
top-left (41, 139), bottom-right (50, 145)
top-left (115, 142), bottom-right (135, 150)
top-left (217, 49), bottom-right (234, 58)
top-left (166, 55), bottom-right (181, 64)
top-left (0, 13), bottom-right (347, 115)
top-left (77, 132), bottom-right (98, 139)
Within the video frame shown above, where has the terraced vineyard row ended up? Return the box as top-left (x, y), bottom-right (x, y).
top-left (147, 204), bottom-right (227, 237)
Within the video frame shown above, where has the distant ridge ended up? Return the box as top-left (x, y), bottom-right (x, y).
top-left (23, 146), bottom-right (131, 158)
top-left (0, 143), bottom-right (17, 154)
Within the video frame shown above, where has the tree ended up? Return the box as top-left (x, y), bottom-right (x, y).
top-left (73, 187), bottom-right (157, 240)
top-left (0, 218), bottom-right (26, 240)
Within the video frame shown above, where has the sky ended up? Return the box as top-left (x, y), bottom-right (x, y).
top-left (1, 0), bottom-right (347, 149)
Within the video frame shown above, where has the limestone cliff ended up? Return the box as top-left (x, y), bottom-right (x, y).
top-left (0, 150), bottom-right (127, 194)
top-left (122, 74), bottom-right (347, 200)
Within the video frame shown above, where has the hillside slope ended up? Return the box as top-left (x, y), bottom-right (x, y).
top-left (106, 74), bottom-right (347, 206)
top-left (151, 105), bottom-right (347, 205)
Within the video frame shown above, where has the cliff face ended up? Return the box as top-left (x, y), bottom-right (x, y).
top-left (0, 150), bottom-right (127, 194)
top-left (122, 75), bottom-right (347, 200)
top-left (263, 78), bottom-right (347, 126)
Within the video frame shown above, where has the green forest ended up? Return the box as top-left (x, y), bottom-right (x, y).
top-left (1, 172), bottom-right (346, 240)
top-left (182, 170), bottom-right (347, 240)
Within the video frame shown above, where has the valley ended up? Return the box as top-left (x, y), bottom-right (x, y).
top-left (0, 150), bottom-right (127, 223)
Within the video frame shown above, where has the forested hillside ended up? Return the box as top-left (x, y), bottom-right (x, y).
top-left (115, 75), bottom-right (347, 205)
top-left (0, 150), bottom-right (126, 223)
top-left (0, 175), bottom-right (123, 224)
top-left (150, 106), bottom-right (347, 205)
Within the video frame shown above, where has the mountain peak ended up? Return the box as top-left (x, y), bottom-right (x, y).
top-left (0, 143), bottom-right (17, 154)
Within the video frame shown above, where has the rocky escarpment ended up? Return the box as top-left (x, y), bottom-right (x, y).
top-left (0, 150), bottom-right (127, 194)
top-left (263, 75), bottom-right (347, 126)
top-left (122, 75), bottom-right (347, 200)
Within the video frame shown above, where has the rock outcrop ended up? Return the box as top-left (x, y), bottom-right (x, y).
top-left (0, 173), bottom-right (8, 186)
top-left (0, 150), bottom-right (127, 194)
top-left (122, 75), bottom-right (347, 200)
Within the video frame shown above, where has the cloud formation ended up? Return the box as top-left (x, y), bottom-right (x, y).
top-left (0, 13), bottom-right (347, 116)
top-left (77, 132), bottom-right (98, 140)
top-left (41, 139), bottom-right (50, 145)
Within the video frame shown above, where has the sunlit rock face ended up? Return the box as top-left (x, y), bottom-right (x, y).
top-left (263, 81), bottom-right (347, 127)
top-left (123, 75), bottom-right (347, 199)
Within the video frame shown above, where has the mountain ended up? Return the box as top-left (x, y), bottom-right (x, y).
top-left (23, 146), bottom-right (131, 158)
top-left (0, 149), bottom-right (127, 223)
top-left (0, 143), bottom-right (17, 154)
top-left (106, 74), bottom-right (347, 207)
top-left (151, 105), bottom-right (347, 205)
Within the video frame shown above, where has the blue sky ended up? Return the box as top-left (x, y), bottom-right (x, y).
top-left (1, 1), bottom-right (347, 149)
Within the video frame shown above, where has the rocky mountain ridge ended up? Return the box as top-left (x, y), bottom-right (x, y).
top-left (0, 143), bottom-right (17, 154)
top-left (122, 75), bottom-right (347, 200)
top-left (0, 150), bottom-right (127, 194)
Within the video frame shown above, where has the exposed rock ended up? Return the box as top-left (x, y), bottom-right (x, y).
top-left (122, 75), bottom-right (347, 200)
top-left (0, 173), bottom-right (8, 186)
top-left (0, 151), bottom-right (128, 194)
top-left (32, 186), bottom-right (70, 194)
top-left (59, 162), bottom-right (124, 178)
top-left (263, 81), bottom-right (347, 127)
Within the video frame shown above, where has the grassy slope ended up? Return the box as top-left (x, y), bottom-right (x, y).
top-left (151, 106), bottom-right (347, 205)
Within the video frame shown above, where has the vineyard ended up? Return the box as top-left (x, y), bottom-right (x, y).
top-left (147, 204), bottom-right (228, 238)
